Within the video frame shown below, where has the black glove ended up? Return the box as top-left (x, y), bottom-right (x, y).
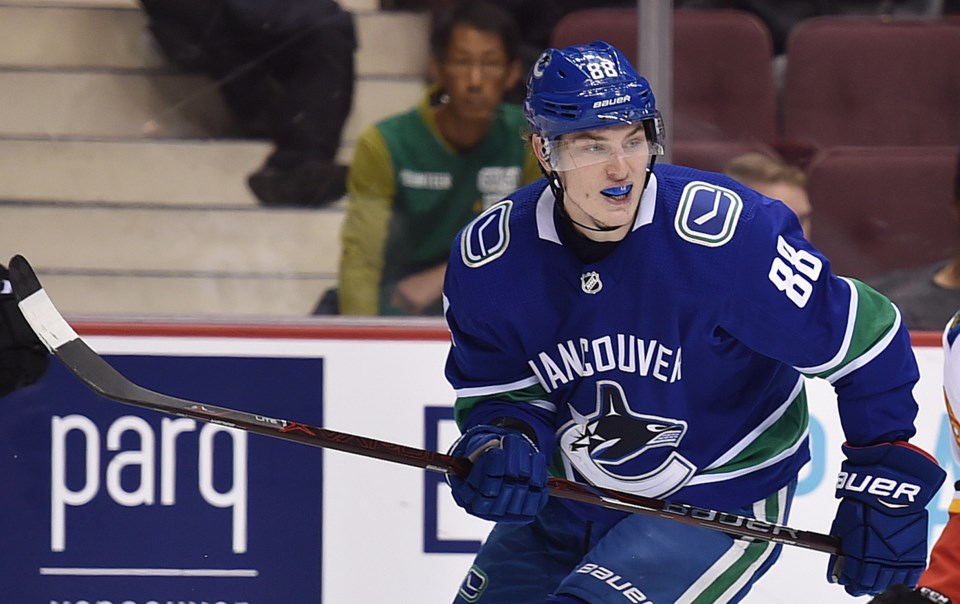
top-left (869, 584), bottom-right (952, 604)
top-left (0, 263), bottom-right (49, 397)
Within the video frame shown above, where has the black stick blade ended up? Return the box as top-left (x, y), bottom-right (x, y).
top-left (8, 255), bottom-right (41, 299)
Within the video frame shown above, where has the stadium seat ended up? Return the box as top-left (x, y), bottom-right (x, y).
top-left (672, 140), bottom-right (781, 174)
top-left (550, 8), bottom-right (777, 145)
top-left (805, 146), bottom-right (960, 279)
top-left (782, 18), bottom-right (960, 151)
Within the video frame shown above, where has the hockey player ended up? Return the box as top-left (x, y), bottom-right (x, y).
top-left (0, 262), bottom-right (48, 397)
top-left (870, 309), bottom-right (960, 603)
top-left (442, 41), bottom-right (947, 603)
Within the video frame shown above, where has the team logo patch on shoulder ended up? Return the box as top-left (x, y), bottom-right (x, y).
top-left (674, 181), bottom-right (743, 247)
top-left (461, 199), bottom-right (512, 268)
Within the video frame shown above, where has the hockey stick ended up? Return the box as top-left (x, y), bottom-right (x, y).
top-left (8, 254), bottom-right (841, 556)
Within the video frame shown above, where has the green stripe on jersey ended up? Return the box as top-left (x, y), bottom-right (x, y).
top-left (700, 389), bottom-right (808, 478)
top-left (454, 382), bottom-right (549, 429)
top-left (812, 279), bottom-right (897, 380)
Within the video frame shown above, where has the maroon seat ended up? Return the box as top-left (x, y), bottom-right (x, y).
top-left (806, 146), bottom-right (960, 279)
top-left (782, 18), bottom-right (960, 150)
top-left (672, 140), bottom-right (781, 173)
top-left (550, 8), bottom-right (777, 145)
top-left (550, 8), bottom-right (637, 57)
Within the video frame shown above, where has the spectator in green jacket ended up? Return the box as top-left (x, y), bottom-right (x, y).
top-left (332, 1), bottom-right (540, 316)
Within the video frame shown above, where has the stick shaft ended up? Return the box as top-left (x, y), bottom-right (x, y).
top-left (7, 254), bottom-right (841, 555)
top-left (60, 339), bottom-right (473, 475)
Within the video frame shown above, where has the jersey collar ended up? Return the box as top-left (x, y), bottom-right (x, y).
top-left (536, 172), bottom-right (659, 244)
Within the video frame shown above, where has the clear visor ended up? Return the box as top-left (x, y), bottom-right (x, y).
top-left (544, 121), bottom-right (665, 172)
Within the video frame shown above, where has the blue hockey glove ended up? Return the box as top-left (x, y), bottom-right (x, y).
top-left (829, 442), bottom-right (946, 597)
top-left (447, 425), bottom-right (549, 524)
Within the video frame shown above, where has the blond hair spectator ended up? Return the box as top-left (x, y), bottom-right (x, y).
top-left (725, 152), bottom-right (812, 239)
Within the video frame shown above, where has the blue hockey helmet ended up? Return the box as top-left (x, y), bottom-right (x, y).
top-left (524, 40), bottom-right (664, 151)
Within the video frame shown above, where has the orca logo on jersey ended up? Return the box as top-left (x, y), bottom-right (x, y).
top-left (559, 380), bottom-right (696, 498)
top-left (570, 382), bottom-right (686, 460)
top-left (461, 199), bottom-right (512, 268)
top-left (674, 181), bottom-right (742, 247)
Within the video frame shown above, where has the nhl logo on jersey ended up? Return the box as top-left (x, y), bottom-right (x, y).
top-left (581, 271), bottom-right (602, 294)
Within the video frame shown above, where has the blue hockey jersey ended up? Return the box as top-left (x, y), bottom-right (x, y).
top-left (442, 163), bottom-right (920, 515)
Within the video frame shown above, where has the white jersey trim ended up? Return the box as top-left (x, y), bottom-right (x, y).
top-left (700, 376), bottom-right (804, 472)
top-left (528, 399), bottom-right (558, 413)
top-left (535, 173), bottom-right (658, 244)
top-left (795, 277), bottom-right (858, 375)
top-left (536, 186), bottom-right (561, 244)
top-left (687, 430), bottom-right (808, 486)
top-left (454, 375), bottom-right (542, 398)
top-left (632, 172), bottom-right (658, 231)
top-left (825, 304), bottom-right (902, 385)
top-left (454, 377), bottom-right (558, 416)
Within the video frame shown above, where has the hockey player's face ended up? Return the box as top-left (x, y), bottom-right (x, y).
top-left (432, 25), bottom-right (521, 123)
top-left (553, 123), bottom-right (651, 240)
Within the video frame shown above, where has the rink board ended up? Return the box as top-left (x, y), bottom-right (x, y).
top-left (0, 322), bottom-right (951, 604)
